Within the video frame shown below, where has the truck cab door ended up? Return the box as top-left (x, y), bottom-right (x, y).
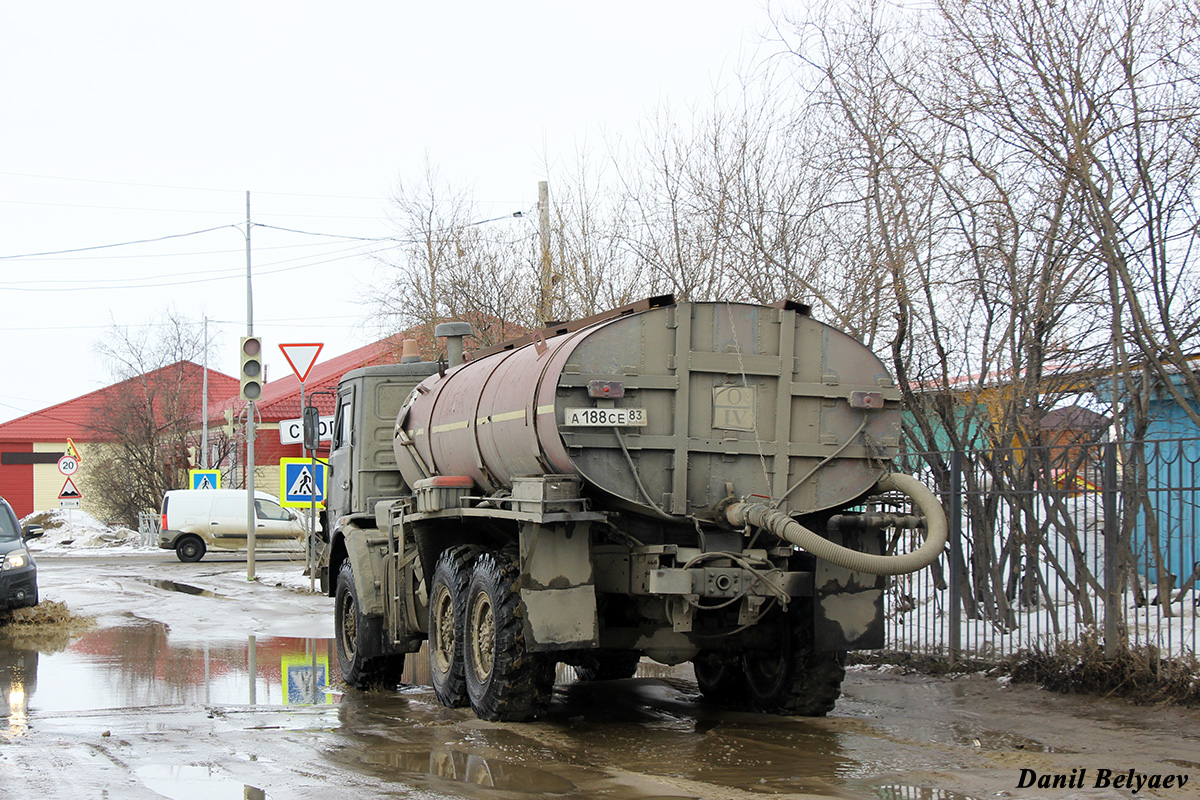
top-left (327, 384), bottom-right (355, 521)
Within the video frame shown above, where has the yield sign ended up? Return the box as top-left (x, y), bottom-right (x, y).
top-left (279, 342), bottom-right (324, 383)
top-left (59, 477), bottom-right (82, 499)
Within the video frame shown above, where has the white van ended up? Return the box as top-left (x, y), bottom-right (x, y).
top-left (158, 489), bottom-right (307, 562)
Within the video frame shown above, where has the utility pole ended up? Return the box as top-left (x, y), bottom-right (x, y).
top-left (201, 315), bottom-right (209, 468)
top-left (245, 190), bottom-right (257, 582)
top-left (537, 180), bottom-right (552, 325)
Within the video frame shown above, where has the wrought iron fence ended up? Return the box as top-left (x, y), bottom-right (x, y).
top-left (886, 437), bottom-right (1200, 660)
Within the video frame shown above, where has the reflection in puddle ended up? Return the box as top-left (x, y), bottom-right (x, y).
top-left (1, 647), bottom-right (36, 737)
top-left (136, 764), bottom-right (268, 800)
top-left (2, 623), bottom-right (338, 719)
top-left (358, 746), bottom-right (575, 793)
top-left (873, 786), bottom-right (981, 800)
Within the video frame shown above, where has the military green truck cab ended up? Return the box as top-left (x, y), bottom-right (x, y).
top-left (320, 359), bottom-right (437, 594)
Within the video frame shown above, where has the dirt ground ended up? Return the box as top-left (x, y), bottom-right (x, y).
top-left (2, 552), bottom-right (1197, 800)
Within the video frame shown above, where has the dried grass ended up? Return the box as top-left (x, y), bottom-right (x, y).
top-left (855, 637), bottom-right (1200, 706)
top-left (1005, 633), bottom-right (1200, 706)
top-left (0, 600), bottom-right (95, 652)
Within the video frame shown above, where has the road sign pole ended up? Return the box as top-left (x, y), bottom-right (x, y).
top-left (301, 382), bottom-right (317, 593)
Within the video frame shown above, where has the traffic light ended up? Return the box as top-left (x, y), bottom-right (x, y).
top-left (239, 336), bottom-right (263, 401)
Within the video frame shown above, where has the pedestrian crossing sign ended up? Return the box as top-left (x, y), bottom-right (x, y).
top-left (281, 653), bottom-right (332, 705)
top-left (189, 469), bottom-right (221, 490)
top-left (280, 458), bottom-right (327, 508)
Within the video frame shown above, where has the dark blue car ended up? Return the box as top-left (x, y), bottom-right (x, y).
top-left (0, 497), bottom-right (42, 611)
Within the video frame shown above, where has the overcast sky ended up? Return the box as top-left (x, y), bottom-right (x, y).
top-left (0, 2), bottom-right (776, 424)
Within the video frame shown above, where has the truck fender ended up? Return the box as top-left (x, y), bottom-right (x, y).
top-left (337, 519), bottom-right (389, 618)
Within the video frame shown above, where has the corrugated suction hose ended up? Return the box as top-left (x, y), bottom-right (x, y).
top-left (724, 473), bottom-right (948, 576)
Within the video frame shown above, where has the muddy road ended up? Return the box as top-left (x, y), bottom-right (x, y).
top-left (2, 553), bottom-right (1197, 799)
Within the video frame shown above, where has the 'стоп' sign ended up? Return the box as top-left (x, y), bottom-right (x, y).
top-left (279, 415), bottom-right (335, 445)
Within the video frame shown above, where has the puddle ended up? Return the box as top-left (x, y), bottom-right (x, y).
top-left (872, 786), bottom-right (981, 800)
top-left (1, 620), bottom-right (991, 800)
top-left (1, 622), bottom-right (339, 715)
top-left (358, 746), bottom-right (575, 793)
top-left (957, 729), bottom-right (1057, 753)
top-left (137, 578), bottom-right (223, 598)
top-left (136, 764), bottom-right (268, 800)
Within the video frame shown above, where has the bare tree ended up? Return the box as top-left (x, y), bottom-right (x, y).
top-left (375, 159), bottom-right (539, 357)
top-left (87, 312), bottom-right (221, 526)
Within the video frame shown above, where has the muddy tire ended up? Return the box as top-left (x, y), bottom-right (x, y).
top-left (692, 650), bottom-right (746, 704)
top-left (462, 550), bottom-right (555, 721)
top-left (572, 650), bottom-right (641, 682)
top-left (335, 560), bottom-right (404, 689)
top-left (742, 603), bottom-right (845, 716)
top-left (428, 545), bottom-right (482, 708)
top-left (175, 535), bottom-right (205, 563)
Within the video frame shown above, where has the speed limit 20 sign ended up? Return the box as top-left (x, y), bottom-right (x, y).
top-left (58, 455), bottom-right (79, 475)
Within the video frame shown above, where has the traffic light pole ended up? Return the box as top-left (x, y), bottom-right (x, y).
top-left (239, 334), bottom-right (264, 581)
top-left (247, 402), bottom-right (257, 581)
top-left (245, 190), bottom-right (256, 582)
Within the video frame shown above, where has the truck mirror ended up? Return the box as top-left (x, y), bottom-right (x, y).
top-left (302, 405), bottom-right (321, 451)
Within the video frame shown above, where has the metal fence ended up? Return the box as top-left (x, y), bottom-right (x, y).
top-left (137, 511), bottom-right (160, 548)
top-left (886, 437), bottom-right (1199, 661)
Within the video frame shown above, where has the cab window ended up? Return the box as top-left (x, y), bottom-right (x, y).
top-left (334, 396), bottom-right (353, 448)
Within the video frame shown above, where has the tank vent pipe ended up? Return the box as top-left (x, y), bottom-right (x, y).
top-left (434, 322), bottom-right (474, 368)
top-left (725, 473), bottom-right (948, 576)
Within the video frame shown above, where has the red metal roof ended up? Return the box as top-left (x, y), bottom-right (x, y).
top-left (0, 362), bottom-right (238, 442)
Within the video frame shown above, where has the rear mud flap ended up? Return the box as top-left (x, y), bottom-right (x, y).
top-left (813, 528), bottom-right (886, 651)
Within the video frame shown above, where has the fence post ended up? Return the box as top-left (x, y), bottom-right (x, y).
top-left (949, 450), bottom-right (963, 663)
top-left (1103, 442), bottom-right (1119, 659)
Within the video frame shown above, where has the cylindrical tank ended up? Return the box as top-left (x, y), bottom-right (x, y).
top-left (394, 301), bottom-right (901, 520)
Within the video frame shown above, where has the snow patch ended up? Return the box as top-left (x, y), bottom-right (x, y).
top-left (21, 508), bottom-right (148, 552)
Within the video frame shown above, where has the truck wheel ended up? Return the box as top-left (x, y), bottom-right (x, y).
top-left (462, 551), bottom-right (555, 721)
top-left (175, 535), bottom-right (206, 563)
top-left (572, 650), bottom-right (641, 682)
top-left (428, 545), bottom-right (482, 708)
top-left (741, 605), bottom-right (845, 716)
top-left (335, 560), bottom-right (404, 689)
top-left (692, 650), bottom-right (746, 703)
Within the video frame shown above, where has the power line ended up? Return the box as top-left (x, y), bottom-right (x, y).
top-left (0, 313), bottom-right (363, 333)
top-left (0, 244), bottom-right (397, 292)
top-left (0, 225), bottom-right (238, 260)
top-left (0, 210), bottom-right (536, 289)
top-left (0, 240), bottom-right (379, 287)
top-left (8, 237), bottom-right (373, 262)
top-left (252, 223), bottom-right (394, 242)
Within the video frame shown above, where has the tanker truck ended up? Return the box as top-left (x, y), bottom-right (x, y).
top-left (323, 296), bottom-right (946, 721)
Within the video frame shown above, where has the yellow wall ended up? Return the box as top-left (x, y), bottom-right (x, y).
top-left (32, 442), bottom-right (69, 517)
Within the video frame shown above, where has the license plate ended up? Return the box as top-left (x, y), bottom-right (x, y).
top-left (563, 407), bottom-right (648, 427)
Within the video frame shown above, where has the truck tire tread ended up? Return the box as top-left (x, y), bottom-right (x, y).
top-left (335, 559), bottom-right (404, 689)
top-left (428, 544), bottom-right (483, 708)
top-left (743, 603), bottom-right (846, 717)
top-left (463, 550), bottom-right (555, 722)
